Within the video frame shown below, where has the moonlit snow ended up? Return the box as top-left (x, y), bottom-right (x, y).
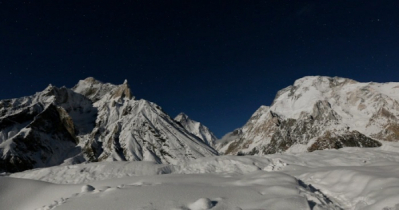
top-left (1, 141), bottom-right (398, 210)
top-left (1, 76), bottom-right (399, 210)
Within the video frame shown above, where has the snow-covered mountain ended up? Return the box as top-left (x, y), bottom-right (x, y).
top-left (218, 76), bottom-right (399, 155)
top-left (0, 77), bottom-right (217, 172)
top-left (174, 113), bottom-right (218, 147)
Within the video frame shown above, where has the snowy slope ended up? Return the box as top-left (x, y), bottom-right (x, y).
top-left (7, 157), bottom-right (339, 210)
top-left (6, 141), bottom-right (399, 210)
top-left (219, 76), bottom-right (399, 155)
top-left (0, 77), bottom-right (217, 172)
top-left (1, 172), bottom-right (316, 210)
top-left (174, 113), bottom-right (218, 147)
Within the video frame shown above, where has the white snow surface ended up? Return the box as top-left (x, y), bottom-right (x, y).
top-left (3, 141), bottom-right (399, 210)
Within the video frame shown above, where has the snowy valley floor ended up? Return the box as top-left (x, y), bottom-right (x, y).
top-left (1, 142), bottom-right (399, 210)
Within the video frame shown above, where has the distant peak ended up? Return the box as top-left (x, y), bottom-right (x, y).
top-left (83, 77), bottom-right (101, 84)
top-left (178, 112), bottom-right (189, 118)
top-left (178, 112), bottom-right (188, 117)
top-left (44, 83), bottom-right (54, 91)
top-left (123, 79), bottom-right (128, 84)
top-left (175, 112), bottom-right (190, 122)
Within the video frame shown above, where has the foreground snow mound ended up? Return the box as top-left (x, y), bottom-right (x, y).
top-left (81, 184), bottom-right (95, 193)
top-left (219, 76), bottom-right (399, 155)
top-left (187, 198), bottom-right (213, 210)
top-left (0, 177), bottom-right (81, 210)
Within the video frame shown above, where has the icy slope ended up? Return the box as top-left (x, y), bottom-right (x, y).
top-left (0, 77), bottom-right (217, 172)
top-left (10, 141), bottom-right (399, 210)
top-left (219, 76), bottom-right (399, 155)
top-left (174, 113), bottom-right (218, 147)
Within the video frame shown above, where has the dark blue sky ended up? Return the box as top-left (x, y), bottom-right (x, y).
top-left (1, 1), bottom-right (398, 137)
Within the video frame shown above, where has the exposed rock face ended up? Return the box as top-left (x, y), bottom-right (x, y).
top-left (71, 77), bottom-right (120, 103)
top-left (218, 76), bottom-right (397, 155)
top-left (0, 84), bottom-right (96, 172)
top-left (308, 130), bottom-right (382, 152)
top-left (174, 113), bottom-right (218, 147)
top-left (0, 104), bottom-right (79, 172)
top-left (0, 78), bottom-right (217, 172)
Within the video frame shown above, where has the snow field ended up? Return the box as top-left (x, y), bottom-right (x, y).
top-left (3, 141), bottom-right (399, 210)
top-left (3, 172), bottom-right (315, 210)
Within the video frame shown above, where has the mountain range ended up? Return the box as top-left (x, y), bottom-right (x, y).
top-left (0, 77), bottom-right (217, 172)
top-left (1, 76), bottom-right (398, 172)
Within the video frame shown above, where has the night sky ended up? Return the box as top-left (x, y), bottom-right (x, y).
top-left (1, 1), bottom-right (399, 137)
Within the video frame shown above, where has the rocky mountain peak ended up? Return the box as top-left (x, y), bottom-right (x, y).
top-left (72, 77), bottom-right (134, 102)
top-left (175, 112), bottom-right (189, 122)
top-left (84, 77), bottom-right (101, 84)
top-left (111, 80), bottom-right (133, 100)
top-left (218, 76), bottom-right (395, 156)
top-left (45, 83), bottom-right (54, 90)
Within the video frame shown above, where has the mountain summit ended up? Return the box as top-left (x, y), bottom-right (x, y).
top-left (174, 113), bottom-right (218, 147)
top-left (218, 76), bottom-right (399, 155)
top-left (0, 78), bottom-right (217, 172)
